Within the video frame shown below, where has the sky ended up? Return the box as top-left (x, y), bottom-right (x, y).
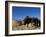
top-left (12, 6), bottom-right (40, 20)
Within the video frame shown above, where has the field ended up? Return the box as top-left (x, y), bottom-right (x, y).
top-left (12, 20), bottom-right (40, 30)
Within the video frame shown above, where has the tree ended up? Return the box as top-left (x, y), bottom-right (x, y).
top-left (23, 16), bottom-right (31, 27)
top-left (15, 19), bottom-right (22, 26)
top-left (33, 18), bottom-right (40, 27)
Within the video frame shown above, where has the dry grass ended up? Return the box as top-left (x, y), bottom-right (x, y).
top-left (12, 20), bottom-right (40, 30)
top-left (12, 21), bottom-right (37, 30)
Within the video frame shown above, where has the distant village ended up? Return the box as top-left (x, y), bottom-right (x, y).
top-left (12, 16), bottom-right (40, 30)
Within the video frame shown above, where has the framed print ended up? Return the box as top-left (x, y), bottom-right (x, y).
top-left (5, 1), bottom-right (45, 36)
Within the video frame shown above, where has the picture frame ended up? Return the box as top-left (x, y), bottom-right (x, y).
top-left (5, 1), bottom-right (45, 36)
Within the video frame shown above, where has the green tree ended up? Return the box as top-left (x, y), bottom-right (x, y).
top-left (23, 16), bottom-right (30, 27)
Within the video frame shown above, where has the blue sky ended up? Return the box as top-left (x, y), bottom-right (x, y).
top-left (12, 6), bottom-right (40, 20)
